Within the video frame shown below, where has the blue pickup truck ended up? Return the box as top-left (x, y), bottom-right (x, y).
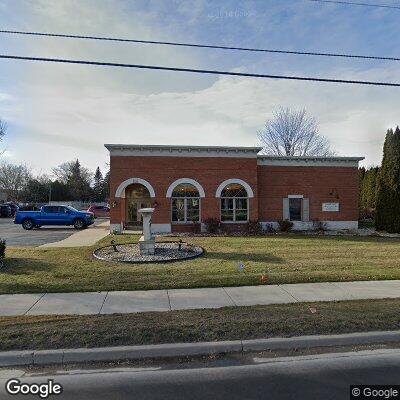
top-left (14, 205), bottom-right (95, 230)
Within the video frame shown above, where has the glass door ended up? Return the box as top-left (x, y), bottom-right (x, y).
top-left (127, 199), bottom-right (152, 226)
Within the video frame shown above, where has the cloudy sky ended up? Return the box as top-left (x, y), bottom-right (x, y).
top-left (1, 0), bottom-right (400, 175)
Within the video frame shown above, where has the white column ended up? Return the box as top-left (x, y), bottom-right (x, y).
top-left (138, 208), bottom-right (155, 255)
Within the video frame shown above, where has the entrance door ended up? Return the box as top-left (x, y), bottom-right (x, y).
top-left (127, 199), bottom-right (152, 226)
top-left (125, 183), bottom-right (152, 228)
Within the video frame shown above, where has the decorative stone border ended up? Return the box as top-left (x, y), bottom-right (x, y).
top-left (93, 241), bottom-right (205, 264)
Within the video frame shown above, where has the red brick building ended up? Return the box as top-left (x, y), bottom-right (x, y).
top-left (105, 144), bottom-right (363, 233)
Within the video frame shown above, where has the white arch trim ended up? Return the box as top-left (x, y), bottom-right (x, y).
top-left (166, 178), bottom-right (206, 198)
top-left (215, 179), bottom-right (254, 198)
top-left (115, 178), bottom-right (156, 198)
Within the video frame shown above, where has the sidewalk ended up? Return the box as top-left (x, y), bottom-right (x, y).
top-left (1, 280), bottom-right (400, 317)
top-left (39, 220), bottom-right (110, 248)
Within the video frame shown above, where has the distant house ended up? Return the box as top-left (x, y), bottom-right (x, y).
top-left (105, 144), bottom-right (364, 234)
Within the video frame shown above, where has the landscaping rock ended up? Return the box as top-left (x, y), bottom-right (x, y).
top-left (94, 242), bottom-right (204, 264)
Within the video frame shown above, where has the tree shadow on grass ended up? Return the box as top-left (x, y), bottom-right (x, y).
top-left (274, 234), bottom-right (400, 244)
top-left (0, 258), bottom-right (52, 275)
top-left (204, 251), bottom-right (284, 263)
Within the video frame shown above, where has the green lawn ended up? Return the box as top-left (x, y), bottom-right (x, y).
top-left (0, 299), bottom-right (399, 351)
top-left (1, 234), bottom-right (400, 294)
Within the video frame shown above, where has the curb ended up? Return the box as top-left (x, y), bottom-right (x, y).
top-left (0, 330), bottom-right (399, 367)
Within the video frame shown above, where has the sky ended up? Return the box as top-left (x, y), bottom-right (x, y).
top-left (1, 0), bottom-right (400, 175)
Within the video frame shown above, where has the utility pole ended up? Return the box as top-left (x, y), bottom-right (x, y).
top-left (48, 181), bottom-right (52, 204)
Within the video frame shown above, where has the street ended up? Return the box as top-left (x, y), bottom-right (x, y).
top-left (1, 349), bottom-right (399, 399)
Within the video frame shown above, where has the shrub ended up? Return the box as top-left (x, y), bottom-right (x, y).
top-left (312, 219), bottom-right (328, 232)
top-left (204, 218), bottom-right (220, 234)
top-left (245, 220), bottom-right (263, 235)
top-left (277, 219), bottom-right (293, 232)
top-left (0, 239), bottom-right (5, 269)
top-left (0, 239), bottom-right (5, 259)
top-left (359, 207), bottom-right (375, 221)
top-left (192, 223), bottom-right (201, 234)
top-left (264, 223), bottom-right (277, 233)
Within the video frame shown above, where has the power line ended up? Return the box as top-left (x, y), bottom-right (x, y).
top-left (306, 0), bottom-right (400, 10)
top-left (0, 29), bottom-right (399, 62)
top-left (0, 53), bottom-right (399, 87)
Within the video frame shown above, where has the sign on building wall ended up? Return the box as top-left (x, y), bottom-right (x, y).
top-left (322, 202), bottom-right (340, 212)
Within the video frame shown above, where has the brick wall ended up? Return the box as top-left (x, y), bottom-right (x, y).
top-left (257, 165), bottom-right (359, 221)
top-left (109, 155), bottom-right (360, 228)
top-left (110, 156), bottom-right (259, 225)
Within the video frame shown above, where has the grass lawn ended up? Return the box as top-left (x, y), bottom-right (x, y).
top-left (0, 298), bottom-right (399, 351)
top-left (1, 234), bottom-right (400, 294)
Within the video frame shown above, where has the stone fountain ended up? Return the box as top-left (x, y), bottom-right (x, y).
top-left (138, 207), bottom-right (155, 255)
top-left (93, 207), bottom-right (204, 263)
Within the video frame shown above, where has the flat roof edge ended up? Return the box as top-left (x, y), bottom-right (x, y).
top-left (105, 144), bottom-right (263, 152)
top-left (257, 155), bottom-right (365, 162)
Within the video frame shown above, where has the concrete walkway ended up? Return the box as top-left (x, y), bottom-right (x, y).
top-left (1, 280), bottom-right (400, 317)
top-left (39, 220), bottom-right (110, 248)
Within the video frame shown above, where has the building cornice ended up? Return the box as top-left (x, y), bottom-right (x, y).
top-left (105, 144), bottom-right (364, 166)
top-left (105, 144), bottom-right (263, 158)
top-left (257, 155), bottom-right (364, 167)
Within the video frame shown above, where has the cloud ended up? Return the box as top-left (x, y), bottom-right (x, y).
top-left (11, 65), bottom-right (398, 172)
top-left (1, 0), bottom-right (399, 173)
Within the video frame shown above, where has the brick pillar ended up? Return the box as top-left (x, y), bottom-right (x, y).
top-left (249, 197), bottom-right (258, 221)
top-left (120, 197), bottom-right (126, 229)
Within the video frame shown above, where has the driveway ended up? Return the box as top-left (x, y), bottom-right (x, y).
top-left (0, 218), bottom-right (107, 247)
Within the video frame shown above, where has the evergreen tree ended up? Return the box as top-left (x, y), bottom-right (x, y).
top-left (375, 127), bottom-right (400, 232)
top-left (67, 159), bottom-right (92, 201)
top-left (359, 166), bottom-right (379, 217)
top-left (102, 169), bottom-right (110, 202)
top-left (21, 179), bottom-right (49, 203)
top-left (93, 166), bottom-right (104, 202)
top-left (51, 180), bottom-right (71, 201)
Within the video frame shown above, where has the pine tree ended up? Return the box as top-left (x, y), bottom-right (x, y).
top-left (93, 166), bottom-right (104, 202)
top-left (375, 127), bottom-right (400, 232)
top-left (359, 166), bottom-right (379, 217)
top-left (102, 169), bottom-right (110, 201)
top-left (67, 159), bottom-right (92, 201)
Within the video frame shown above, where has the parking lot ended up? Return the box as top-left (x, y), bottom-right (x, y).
top-left (0, 218), bottom-right (105, 247)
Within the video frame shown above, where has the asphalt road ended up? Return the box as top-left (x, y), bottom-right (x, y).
top-left (1, 349), bottom-right (399, 400)
top-left (0, 218), bottom-right (103, 247)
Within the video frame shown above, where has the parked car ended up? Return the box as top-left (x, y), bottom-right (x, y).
top-left (14, 205), bottom-right (95, 230)
top-left (4, 202), bottom-right (19, 216)
top-left (18, 204), bottom-right (41, 211)
top-left (0, 204), bottom-right (12, 218)
top-left (87, 205), bottom-right (110, 218)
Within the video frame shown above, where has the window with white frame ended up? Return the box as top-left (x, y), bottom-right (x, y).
top-left (220, 183), bottom-right (249, 222)
top-left (289, 198), bottom-right (302, 221)
top-left (171, 183), bottom-right (200, 223)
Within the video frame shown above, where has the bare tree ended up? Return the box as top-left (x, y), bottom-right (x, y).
top-left (0, 161), bottom-right (31, 200)
top-left (258, 107), bottom-right (334, 156)
top-left (0, 119), bottom-right (6, 156)
top-left (52, 160), bottom-right (92, 184)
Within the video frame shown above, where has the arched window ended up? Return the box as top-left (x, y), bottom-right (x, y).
top-left (171, 183), bottom-right (200, 223)
top-left (220, 183), bottom-right (249, 222)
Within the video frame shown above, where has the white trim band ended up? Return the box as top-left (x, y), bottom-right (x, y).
top-left (257, 156), bottom-right (364, 168)
top-left (115, 178), bottom-right (156, 198)
top-left (105, 144), bottom-right (262, 158)
top-left (151, 224), bottom-right (171, 233)
top-left (215, 179), bottom-right (254, 198)
top-left (166, 178), bottom-right (206, 198)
